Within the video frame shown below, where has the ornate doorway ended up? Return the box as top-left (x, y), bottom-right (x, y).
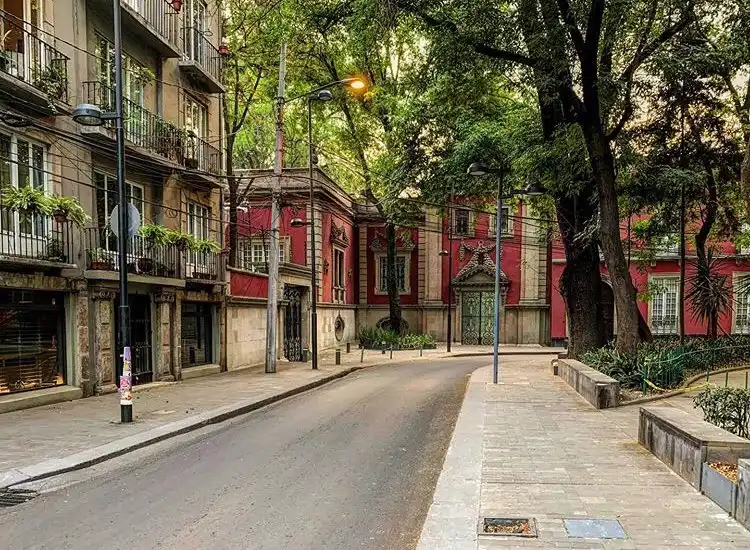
top-left (461, 291), bottom-right (496, 345)
top-left (283, 285), bottom-right (303, 361)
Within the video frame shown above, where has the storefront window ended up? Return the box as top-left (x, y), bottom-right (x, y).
top-left (181, 302), bottom-right (213, 367)
top-left (0, 290), bottom-right (65, 394)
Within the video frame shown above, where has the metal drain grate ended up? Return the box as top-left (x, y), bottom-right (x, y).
top-left (0, 489), bottom-right (39, 508)
top-left (564, 519), bottom-right (627, 539)
top-left (478, 517), bottom-right (538, 537)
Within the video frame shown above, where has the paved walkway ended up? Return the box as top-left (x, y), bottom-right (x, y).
top-left (420, 356), bottom-right (750, 549)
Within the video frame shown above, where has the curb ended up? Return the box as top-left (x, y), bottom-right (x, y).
top-left (0, 366), bottom-right (362, 491)
top-left (439, 350), bottom-right (563, 358)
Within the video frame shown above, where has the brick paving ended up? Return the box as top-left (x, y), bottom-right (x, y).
top-left (420, 356), bottom-right (750, 549)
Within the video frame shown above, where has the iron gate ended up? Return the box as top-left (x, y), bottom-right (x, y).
top-left (116, 295), bottom-right (153, 385)
top-left (283, 286), bottom-right (303, 361)
top-left (461, 291), bottom-right (496, 345)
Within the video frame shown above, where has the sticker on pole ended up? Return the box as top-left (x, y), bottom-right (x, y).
top-left (120, 346), bottom-right (133, 406)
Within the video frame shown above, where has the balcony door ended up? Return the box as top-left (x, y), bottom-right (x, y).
top-left (185, 0), bottom-right (207, 63)
top-left (0, 0), bottom-right (43, 82)
top-left (0, 133), bottom-right (48, 257)
top-left (94, 172), bottom-right (144, 263)
top-left (183, 94), bottom-right (207, 166)
top-left (186, 201), bottom-right (210, 276)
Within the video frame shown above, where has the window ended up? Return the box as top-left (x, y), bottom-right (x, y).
top-left (94, 172), bottom-right (143, 233)
top-left (95, 35), bottom-right (145, 106)
top-left (239, 238), bottom-right (286, 273)
top-left (0, 133), bottom-right (47, 239)
top-left (650, 277), bottom-right (679, 334)
top-left (188, 201), bottom-right (209, 240)
top-left (377, 255), bottom-right (408, 294)
top-left (488, 207), bottom-right (510, 236)
top-left (184, 0), bottom-right (208, 62)
top-left (657, 235), bottom-right (679, 256)
top-left (184, 95), bottom-right (208, 141)
top-left (453, 209), bottom-right (471, 236)
top-left (333, 248), bottom-right (345, 303)
top-left (735, 275), bottom-right (750, 334)
top-left (181, 302), bottom-right (213, 367)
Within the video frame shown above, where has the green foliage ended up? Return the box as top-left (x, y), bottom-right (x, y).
top-left (686, 249), bottom-right (732, 338)
top-left (358, 326), bottom-right (436, 349)
top-left (1, 185), bottom-right (53, 215)
top-left (138, 224), bottom-right (171, 247)
top-left (582, 346), bottom-right (642, 388)
top-left (49, 195), bottom-right (89, 228)
top-left (190, 238), bottom-right (221, 254)
top-left (694, 387), bottom-right (750, 438)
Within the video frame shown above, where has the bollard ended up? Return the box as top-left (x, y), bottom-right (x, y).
top-left (361, 348), bottom-right (365, 363)
top-left (381, 341), bottom-right (386, 354)
top-left (746, 371), bottom-right (748, 390)
top-left (390, 345), bottom-right (393, 360)
top-left (346, 342), bottom-right (351, 354)
top-left (726, 371), bottom-right (730, 388)
top-left (420, 345), bottom-right (423, 357)
top-left (335, 348), bottom-right (341, 365)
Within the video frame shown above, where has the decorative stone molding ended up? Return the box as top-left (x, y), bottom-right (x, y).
top-left (90, 289), bottom-right (116, 301)
top-left (154, 292), bottom-right (176, 303)
top-left (369, 229), bottom-right (416, 252)
top-left (453, 240), bottom-right (509, 289)
top-left (330, 221), bottom-right (349, 248)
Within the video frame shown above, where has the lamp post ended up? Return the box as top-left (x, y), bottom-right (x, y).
top-left (467, 162), bottom-right (545, 384)
top-left (438, 181), bottom-right (455, 352)
top-left (287, 78), bottom-right (365, 371)
top-left (72, 0), bottom-right (130, 422)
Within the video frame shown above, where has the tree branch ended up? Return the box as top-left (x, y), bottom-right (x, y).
top-left (555, 0), bottom-right (586, 58)
top-left (585, 0), bottom-right (605, 55)
top-left (618, 15), bottom-right (694, 84)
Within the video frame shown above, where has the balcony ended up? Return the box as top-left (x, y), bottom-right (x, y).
top-left (0, 11), bottom-right (70, 115)
top-left (84, 227), bottom-right (182, 280)
top-left (83, 227), bottom-right (221, 284)
top-left (0, 204), bottom-right (75, 269)
top-left (81, 81), bottom-right (184, 168)
top-left (184, 132), bottom-right (222, 176)
top-left (179, 28), bottom-right (225, 93)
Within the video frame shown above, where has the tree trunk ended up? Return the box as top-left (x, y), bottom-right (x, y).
top-left (556, 189), bottom-right (605, 358)
top-left (581, 124), bottom-right (640, 356)
top-left (743, 136), bottom-right (750, 218)
top-left (386, 222), bottom-right (403, 333)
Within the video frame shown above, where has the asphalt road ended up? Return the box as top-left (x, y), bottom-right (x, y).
top-left (0, 356), bottom-right (488, 550)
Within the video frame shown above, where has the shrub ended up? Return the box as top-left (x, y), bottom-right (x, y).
top-left (358, 326), bottom-right (436, 349)
top-left (582, 346), bottom-right (642, 388)
top-left (694, 386), bottom-right (750, 438)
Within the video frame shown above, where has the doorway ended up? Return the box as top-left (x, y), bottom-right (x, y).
top-left (283, 285), bottom-right (303, 361)
top-left (461, 291), bottom-right (495, 345)
top-left (115, 294), bottom-right (153, 385)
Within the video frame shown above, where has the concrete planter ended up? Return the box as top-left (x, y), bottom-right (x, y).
top-left (701, 463), bottom-right (737, 515)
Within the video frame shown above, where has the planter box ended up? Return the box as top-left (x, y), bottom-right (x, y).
top-left (557, 358), bottom-right (619, 409)
top-left (737, 460), bottom-right (750, 529)
top-left (361, 343), bottom-right (437, 351)
top-left (702, 463), bottom-right (737, 515)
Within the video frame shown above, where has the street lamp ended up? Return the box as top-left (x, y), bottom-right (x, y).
top-left (73, 0), bottom-right (131, 422)
top-left (467, 162), bottom-right (546, 384)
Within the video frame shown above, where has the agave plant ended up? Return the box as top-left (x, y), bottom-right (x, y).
top-left (687, 249), bottom-right (731, 339)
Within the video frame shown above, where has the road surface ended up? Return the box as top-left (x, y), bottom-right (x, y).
top-left (0, 356), bottom-right (488, 550)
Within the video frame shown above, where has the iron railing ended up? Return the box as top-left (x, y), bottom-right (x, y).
top-left (184, 248), bottom-right (220, 280)
top-left (184, 132), bottom-right (221, 175)
top-left (0, 204), bottom-right (74, 264)
top-left (121, 0), bottom-right (179, 47)
top-left (0, 10), bottom-right (70, 103)
top-left (84, 227), bottom-right (182, 278)
top-left (182, 27), bottom-right (222, 83)
top-left (83, 81), bottom-right (184, 162)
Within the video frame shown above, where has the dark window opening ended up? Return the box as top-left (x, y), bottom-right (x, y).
top-left (181, 302), bottom-right (213, 367)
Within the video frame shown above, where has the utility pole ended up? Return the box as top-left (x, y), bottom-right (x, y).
top-left (308, 97), bottom-right (318, 370)
top-left (113, 0), bottom-right (131, 422)
top-left (492, 173), bottom-right (504, 385)
top-left (266, 42), bottom-right (285, 373)
top-left (446, 183), bottom-right (454, 352)
top-left (679, 79), bottom-right (686, 345)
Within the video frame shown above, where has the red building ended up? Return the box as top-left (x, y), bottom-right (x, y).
top-left (550, 216), bottom-right (750, 345)
top-left (224, 168), bottom-right (551, 369)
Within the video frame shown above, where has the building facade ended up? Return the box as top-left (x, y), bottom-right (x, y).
top-left (226, 168), bottom-right (552, 370)
top-left (0, 0), bottom-right (225, 408)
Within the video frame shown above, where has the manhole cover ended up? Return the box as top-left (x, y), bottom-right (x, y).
top-left (479, 517), bottom-right (537, 537)
top-left (564, 519), bottom-right (627, 539)
top-left (0, 489), bottom-right (38, 508)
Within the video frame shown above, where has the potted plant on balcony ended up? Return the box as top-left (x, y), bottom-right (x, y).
top-left (88, 247), bottom-right (114, 271)
top-left (48, 195), bottom-right (89, 227)
top-left (188, 237), bottom-right (220, 279)
top-left (166, 228), bottom-right (194, 251)
top-left (1, 185), bottom-right (53, 217)
top-left (137, 224), bottom-right (173, 273)
top-left (183, 130), bottom-right (199, 169)
top-left (41, 237), bottom-right (66, 262)
top-left (33, 60), bottom-right (67, 103)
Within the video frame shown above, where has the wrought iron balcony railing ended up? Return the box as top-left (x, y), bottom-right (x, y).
top-left (0, 203), bottom-right (74, 264)
top-left (122, 0), bottom-right (179, 48)
top-left (84, 227), bottom-right (182, 278)
top-left (182, 27), bottom-right (222, 84)
top-left (0, 10), bottom-right (70, 103)
top-left (183, 132), bottom-right (221, 175)
top-left (184, 248), bottom-right (220, 281)
top-left (83, 81), bottom-right (185, 163)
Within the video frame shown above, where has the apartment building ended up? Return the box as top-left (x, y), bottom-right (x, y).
top-left (0, 0), bottom-right (225, 411)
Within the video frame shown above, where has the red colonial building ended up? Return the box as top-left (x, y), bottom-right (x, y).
top-left (550, 216), bottom-right (750, 345)
top-left (224, 168), bottom-right (552, 368)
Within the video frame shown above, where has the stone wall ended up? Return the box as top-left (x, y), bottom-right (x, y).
top-left (317, 306), bottom-right (357, 350)
top-left (226, 299), bottom-right (269, 370)
top-left (557, 358), bottom-right (619, 409)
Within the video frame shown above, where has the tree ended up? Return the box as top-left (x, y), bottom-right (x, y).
top-left (389, 0), bottom-right (698, 356)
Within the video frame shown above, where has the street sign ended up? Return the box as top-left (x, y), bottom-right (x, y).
top-left (109, 204), bottom-right (141, 238)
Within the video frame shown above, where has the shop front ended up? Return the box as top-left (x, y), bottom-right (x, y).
top-left (0, 289), bottom-right (66, 394)
top-left (181, 301), bottom-right (215, 368)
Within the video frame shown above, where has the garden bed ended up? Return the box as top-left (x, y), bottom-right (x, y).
top-left (358, 326), bottom-right (437, 351)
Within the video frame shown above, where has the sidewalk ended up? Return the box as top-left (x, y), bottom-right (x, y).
top-left (419, 356), bottom-right (750, 549)
top-left (0, 344), bottom-right (560, 490)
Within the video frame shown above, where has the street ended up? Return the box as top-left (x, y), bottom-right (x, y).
top-left (0, 357), bottom-right (488, 550)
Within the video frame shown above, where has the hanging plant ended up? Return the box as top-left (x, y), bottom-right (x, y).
top-left (1, 185), bottom-right (53, 215)
top-left (48, 195), bottom-right (89, 227)
top-left (138, 224), bottom-right (171, 247)
top-left (189, 237), bottom-right (221, 254)
top-left (165, 229), bottom-right (195, 251)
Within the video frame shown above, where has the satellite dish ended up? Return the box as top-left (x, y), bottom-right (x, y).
top-left (109, 204), bottom-right (141, 238)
